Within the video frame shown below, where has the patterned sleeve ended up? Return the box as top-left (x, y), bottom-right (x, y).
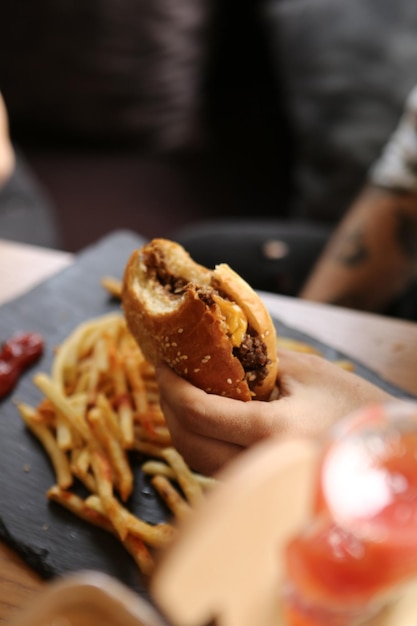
top-left (369, 85), bottom-right (417, 192)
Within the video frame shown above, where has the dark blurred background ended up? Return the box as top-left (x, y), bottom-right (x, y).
top-left (0, 0), bottom-right (289, 251)
top-left (0, 0), bottom-right (416, 253)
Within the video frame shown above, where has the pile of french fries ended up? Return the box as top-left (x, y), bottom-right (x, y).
top-left (17, 312), bottom-right (215, 577)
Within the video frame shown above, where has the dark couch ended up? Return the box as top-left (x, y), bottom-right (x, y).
top-left (1, 0), bottom-right (416, 266)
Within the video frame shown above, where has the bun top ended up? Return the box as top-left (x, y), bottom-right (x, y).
top-left (122, 239), bottom-right (278, 401)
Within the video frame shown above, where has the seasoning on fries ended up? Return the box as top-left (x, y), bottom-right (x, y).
top-left (17, 312), bottom-right (215, 578)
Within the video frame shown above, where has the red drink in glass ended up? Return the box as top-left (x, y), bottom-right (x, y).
top-left (284, 402), bottom-right (417, 626)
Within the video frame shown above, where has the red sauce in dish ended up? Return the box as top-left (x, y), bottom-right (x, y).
top-left (0, 332), bottom-right (44, 399)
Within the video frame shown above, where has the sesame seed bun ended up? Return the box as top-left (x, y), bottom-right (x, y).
top-left (122, 239), bottom-right (278, 401)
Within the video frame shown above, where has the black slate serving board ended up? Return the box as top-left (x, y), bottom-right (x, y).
top-left (0, 230), bottom-right (414, 595)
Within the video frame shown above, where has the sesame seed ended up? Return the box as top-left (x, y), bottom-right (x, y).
top-left (178, 328), bottom-right (184, 333)
top-left (193, 368), bottom-right (200, 373)
top-left (227, 378), bottom-right (232, 384)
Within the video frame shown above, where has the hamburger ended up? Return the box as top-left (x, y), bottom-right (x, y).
top-left (122, 238), bottom-right (278, 401)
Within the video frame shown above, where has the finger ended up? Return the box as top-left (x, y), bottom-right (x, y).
top-left (165, 416), bottom-right (243, 476)
top-left (157, 363), bottom-right (283, 447)
top-left (276, 348), bottom-right (328, 382)
top-left (174, 433), bottom-right (242, 476)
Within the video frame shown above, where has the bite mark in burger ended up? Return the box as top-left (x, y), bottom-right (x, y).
top-left (122, 239), bottom-right (278, 401)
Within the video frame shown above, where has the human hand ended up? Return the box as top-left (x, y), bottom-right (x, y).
top-left (156, 349), bottom-right (395, 475)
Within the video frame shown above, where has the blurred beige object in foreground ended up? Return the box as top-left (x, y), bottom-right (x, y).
top-left (153, 407), bottom-right (417, 626)
top-left (152, 437), bottom-right (317, 626)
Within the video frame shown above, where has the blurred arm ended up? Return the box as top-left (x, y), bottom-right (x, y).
top-left (300, 186), bottom-right (417, 311)
top-left (300, 85), bottom-right (417, 312)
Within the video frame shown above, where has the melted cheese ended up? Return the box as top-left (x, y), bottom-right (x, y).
top-left (213, 295), bottom-right (247, 347)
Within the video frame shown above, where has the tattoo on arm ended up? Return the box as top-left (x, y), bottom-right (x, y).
top-left (331, 228), bottom-right (369, 267)
top-left (326, 228), bottom-right (370, 308)
top-left (395, 209), bottom-right (417, 263)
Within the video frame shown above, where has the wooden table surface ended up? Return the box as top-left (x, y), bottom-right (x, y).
top-left (0, 238), bottom-right (416, 624)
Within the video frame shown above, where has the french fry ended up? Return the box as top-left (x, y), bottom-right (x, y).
top-left (89, 444), bottom-right (113, 498)
top-left (126, 374), bottom-right (149, 416)
top-left (334, 359), bottom-right (355, 372)
top-left (96, 394), bottom-right (122, 442)
top-left (124, 357), bottom-right (153, 429)
top-left (33, 373), bottom-right (90, 441)
top-left (103, 495), bottom-right (131, 541)
top-left (55, 413), bottom-right (74, 451)
top-left (141, 460), bottom-right (218, 491)
top-left (36, 398), bottom-right (58, 426)
top-left (70, 446), bottom-right (90, 474)
top-left (87, 407), bottom-right (133, 502)
top-left (151, 474), bottom-right (191, 521)
top-left (140, 360), bottom-right (157, 380)
top-left (133, 440), bottom-right (167, 458)
top-left (47, 486), bottom-right (112, 531)
top-left (109, 348), bottom-right (135, 449)
top-left (277, 336), bottom-right (322, 355)
top-left (73, 468), bottom-right (97, 494)
top-left (86, 337), bottom-right (109, 403)
top-left (86, 493), bottom-right (175, 549)
top-left (89, 445), bottom-right (129, 540)
top-left (18, 403), bottom-right (73, 489)
top-left (101, 276), bottom-right (123, 299)
top-left (141, 404), bottom-right (166, 427)
top-left (162, 447), bottom-right (204, 507)
top-left (123, 533), bottom-right (155, 577)
top-left (70, 447), bottom-right (97, 493)
top-left (135, 424), bottom-right (172, 447)
top-left (119, 508), bottom-right (176, 549)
